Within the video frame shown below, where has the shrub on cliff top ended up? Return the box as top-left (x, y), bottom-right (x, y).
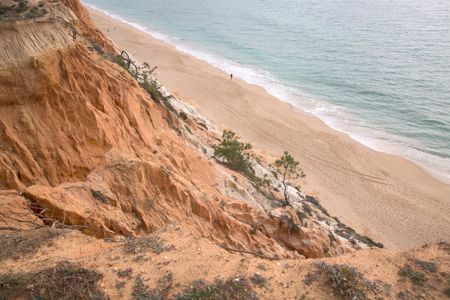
top-left (0, 5), bottom-right (8, 15)
top-left (123, 236), bottom-right (173, 254)
top-left (326, 264), bottom-right (367, 299)
top-left (0, 261), bottom-right (107, 300)
top-left (132, 273), bottom-right (173, 300)
top-left (308, 262), bottom-right (379, 300)
top-left (0, 1), bottom-right (48, 20)
top-left (141, 80), bottom-right (162, 102)
top-left (176, 277), bottom-right (258, 300)
top-left (0, 228), bottom-right (64, 261)
top-left (398, 265), bottom-right (428, 286)
top-left (415, 259), bottom-right (438, 273)
top-left (112, 54), bottom-right (129, 70)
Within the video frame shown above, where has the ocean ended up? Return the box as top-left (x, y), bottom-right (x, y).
top-left (83, 0), bottom-right (450, 181)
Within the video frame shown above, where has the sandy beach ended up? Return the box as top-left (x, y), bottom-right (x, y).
top-left (87, 8), bottom-right (450, 250)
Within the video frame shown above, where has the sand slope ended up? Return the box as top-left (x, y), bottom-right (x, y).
top-left (88, 9), bottom-right (450, 250)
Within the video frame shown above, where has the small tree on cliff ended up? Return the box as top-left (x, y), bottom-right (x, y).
top-left (275, 151), bottom-right (305, 206)
top-left (213, 130), bottom-right (255, 178)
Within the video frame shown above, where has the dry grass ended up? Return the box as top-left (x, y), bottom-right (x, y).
top-left (250, 273), bottom-right (268, 288)
top-left (124, 236), bottom-right (173, 255)
top-left (0, 261), bottom-right (107, 300)
top-left (175, 277), bottom-right (258, 300)
top-left (415, 259), bottom-right (438, 273)
top-left (131, 273), bottom-right (173, 300)
top-left (0, 228), bottom-right (65, 261)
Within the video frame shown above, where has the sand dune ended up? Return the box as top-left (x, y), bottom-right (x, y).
top-left (88, 8), bottom-right (450, 250)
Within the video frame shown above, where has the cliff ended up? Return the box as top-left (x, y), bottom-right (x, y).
top-left (0, 1), bottom-right (449, 299)
top-left (0, 0), bottom-right (363, 259)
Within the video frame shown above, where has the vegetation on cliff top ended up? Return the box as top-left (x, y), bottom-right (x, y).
top-left (213, 129), bottom-right (307, 206)
top-left (0, 228), bottom-right (65, 261)
top-left (176, 277), bottom-right (258, 300)
top-left (0, 0), bottom-right (48, 20)
top-left (108, 50), bottom-right (177, 112)
top-left (213, 130), bottom-right (256, 178)
top-left (0, 261), bottom-right (107, 300)
top-left (304, 262), bottom-right (385, 300)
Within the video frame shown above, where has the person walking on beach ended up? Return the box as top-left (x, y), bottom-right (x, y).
top-left (230, 73), bottom-right (233, 80)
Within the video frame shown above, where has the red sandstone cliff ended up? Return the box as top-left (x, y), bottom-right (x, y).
top-left (0, 0), bottom-right (358, 259)
top-left (0, 2), bottom-right (449, 300)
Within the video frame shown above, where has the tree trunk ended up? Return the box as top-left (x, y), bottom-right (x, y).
top-left (282, 168), bottom-right (289, 206)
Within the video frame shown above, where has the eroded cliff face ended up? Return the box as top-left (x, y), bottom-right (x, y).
top-left (60, 0), bottom-right (115, 53)
top-left (0, 0), bottom-right (366, 259)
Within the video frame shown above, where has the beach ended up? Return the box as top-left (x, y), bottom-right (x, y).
top-left (87, 8), bottom-right (450, 250)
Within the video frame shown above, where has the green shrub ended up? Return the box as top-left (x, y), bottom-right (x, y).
top-left (24, 6), bottom-right (46, 18)
top-left (109, 53), bottom-right (168, 106)
top-left (0, 5), bottom-right (8, 15)
top-left (132, 275), bottom-right (159, 300)
top-left (140, 80), bottom-right (162, 102)
top-left (16, 1), bottom-right (28, 12)
top-left (113, 55), bottom-right (129, 70)
top-left (313, 263), bottom-right (375, 300)
top-left (213, 130), bottom-right (275, 199)
top-left (213, 130), bottom-right (255, 177)
top-left (398, 265), bottom-right (428, 286)
top-left (139, 62), bottom-right (158, 82)
top-left (274, 151), bottom-right (304, 206)
top-left (415, 259), bottom-right (438, 273)
top-left (0, 1), bottom-right (48, 20)
top-left (131, 273), bottom-right (173, 300)
top-left (327, 264), bottom-right (368, 299)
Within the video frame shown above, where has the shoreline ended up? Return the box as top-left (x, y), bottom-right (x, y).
top-left (84, 3), bottom-right (450, 184)
top-left (87, 7), bottom-right (450, 250)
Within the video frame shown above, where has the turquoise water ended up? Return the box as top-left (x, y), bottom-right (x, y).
top-left (84, 0), bottom-right (450, 180)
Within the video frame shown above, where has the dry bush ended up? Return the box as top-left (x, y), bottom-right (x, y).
top-left (0, 261), bottom-right (107, 300)
top-left (124, 236), bottom-right (173, 255)
top-left (0, 228), bottom-right (65, 261)
top-left (176, 277), bottom-right (258, 300)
